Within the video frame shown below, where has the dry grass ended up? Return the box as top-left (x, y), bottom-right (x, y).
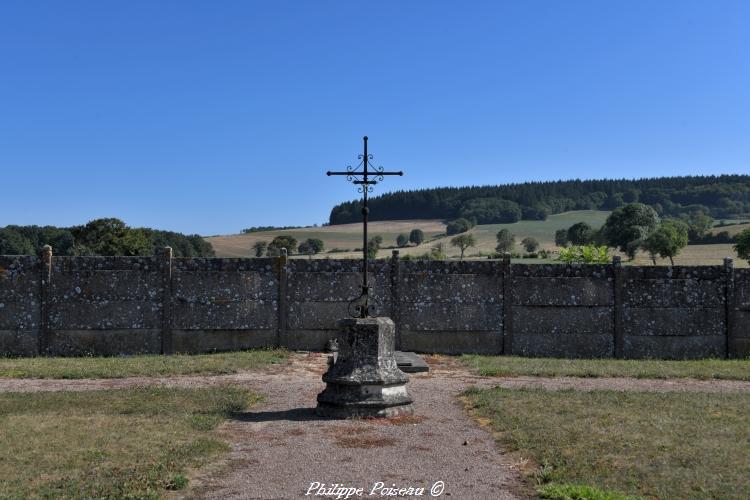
top-left (711, 221), bottom-right (750, 237)
top-left (206, 211), bottom-right (747, 265)
top-left (0, 386), bottom-right (261, 498)
top-left (378, 414), bottom-right (427, 426)
top-left (461, 355), bottom-right (750, 380)
top-left (206, 219), bottom-right (447, 258)
top-left (207, 211), bottom-right (610, 259)
top-left (465, 387), bottom-right (750, 499)
top-left (629, 243), bottom-right (746, 267)
top-left (335, 435), bottom-right (397, 448)
top-left (0, 348), bottom-right (287, 379)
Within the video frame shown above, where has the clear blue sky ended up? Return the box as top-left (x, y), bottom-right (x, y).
top-left (1, 1), bottom-right (748, 235)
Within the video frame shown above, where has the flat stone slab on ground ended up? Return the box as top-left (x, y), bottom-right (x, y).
top-left (395, 351), bottom-right (430, 373)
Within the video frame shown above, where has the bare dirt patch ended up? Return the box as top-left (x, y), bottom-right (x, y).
top-left (335, 435), bottom-right (397, 449)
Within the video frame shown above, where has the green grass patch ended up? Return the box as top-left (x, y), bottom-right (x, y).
top-left (461, 355), bottom-right (750, 381)
top-left (538, 483), bottom-right (636, 500)
top-left (465, 387), bottom-right (750, 499)
top-left (0, 386), bottom-right (261, 498)
top-left (0, 348), bottom-right (287, 379)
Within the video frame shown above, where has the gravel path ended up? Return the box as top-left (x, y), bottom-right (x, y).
top-left (3, 354), bottom-right (749, 499)
top-left (184, 354), bottom-right (529, 500)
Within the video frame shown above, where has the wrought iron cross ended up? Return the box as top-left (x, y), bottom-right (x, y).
top-left (327, 136), bottom-right (403, 318)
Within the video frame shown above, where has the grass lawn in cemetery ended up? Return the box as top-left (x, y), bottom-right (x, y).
top-left (464, 387), bottom-right (750, 499)
top-left (0, 348), bottom-right (287, 379)
top-left (0, 387), bottom-right (261, 498)
top-left (461, 355), bottom-right (750, 381)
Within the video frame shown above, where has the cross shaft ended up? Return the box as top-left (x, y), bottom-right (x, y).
top-left (326, 136), bottom-right (403, 317)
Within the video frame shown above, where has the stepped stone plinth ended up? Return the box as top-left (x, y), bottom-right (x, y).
top-left (316, 317), bottom-right (413, 418)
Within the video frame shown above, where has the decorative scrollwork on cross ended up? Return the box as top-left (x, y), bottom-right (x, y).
top-left (326, 136), bottom-right (404, 318)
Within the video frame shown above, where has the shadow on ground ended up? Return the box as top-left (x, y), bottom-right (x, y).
top-left (231, 407), bottom-right (322, 422)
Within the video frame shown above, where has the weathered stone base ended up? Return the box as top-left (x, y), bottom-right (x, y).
top-left (316, 397), bottom-right (414, 419)
top-left (316, 317), bottom-right (413, 418)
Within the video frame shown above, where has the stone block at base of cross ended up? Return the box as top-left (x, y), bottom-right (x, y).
top-left (316, 317), bottom-right (414, 418)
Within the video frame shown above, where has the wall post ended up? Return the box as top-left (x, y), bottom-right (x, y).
top-left (390, 250), bottom-right (402, 350)
top-left (160, 246), bottom-right (173, 355)
top-left (724, 257), bottom-right (735, 359)
top-left (39, 245), bottom-right (53, 355)
top-left (612, 256), bottom-right (624, 358)
top-left (501, 253), bottom-right (513, 355)
top-left (277, 248), bottom-right (288, 348)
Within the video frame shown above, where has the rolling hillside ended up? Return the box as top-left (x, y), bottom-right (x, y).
top-left (207, 211), bottom-right (610, 259)
top-left (207, 210), bottom-right (747, 267)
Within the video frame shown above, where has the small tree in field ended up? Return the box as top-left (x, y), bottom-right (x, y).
top-left (409, 229), bottom-right (424, 246)
top-left (446, 218), bottom-right (474, 235)
top-left (298, 238), bottom-right (324, 259)
top-left (252, 241), bottom-right (267, 257)
top-left (602, 203), bottom-right (659, 260)
top-left (521, 237), bottom-right (539, 253)
top-left (554, 229), bottom-right (568, 247)
top-left (450, 234), bottom-right (476, 261)
top-left (642, 220), bottom-right (689, 265)
top-left (495, 229), bottom-right (515, 253)
top-left (734, 228), bottom-right (750, 263)
top-left (396, 233), bottom-right (409, 247)
top-left (267, 235), bottom-right (297, 256)
top-left (642, 238), bottom-right (659, 265)
top-left (567, 222), bottom-right (593, 245)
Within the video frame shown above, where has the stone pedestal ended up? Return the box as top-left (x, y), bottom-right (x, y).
top-left (316, 317), bottom-right (413, 418)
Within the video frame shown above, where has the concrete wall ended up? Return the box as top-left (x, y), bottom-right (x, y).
top-left (620, 265), bottom-right (726, 359)
top-left (510, 264), bottom-right (614, 358)
top-left (169, 257), bottom-right (279, 353)
top-left (0, 249), bottom-right (746, 359)
top-left (45, 256), bottom-right (162, 355)
top-left (284, 259), bottom-right (390, 350)
top-left (731, 268), bottom-right (750, 357)
top-left (0, 256), bottom-right (40, 356)
top-left (398, 260), bottom-right (503, 354)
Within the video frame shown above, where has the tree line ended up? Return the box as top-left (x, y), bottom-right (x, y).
top-left (553, 203), bottom-right (749, 264)
top-left (328, 175), bottom-right (750, 225)
top-left (0, 218), bottom-right (214, 257)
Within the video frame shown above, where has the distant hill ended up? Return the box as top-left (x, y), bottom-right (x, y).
top-left (328, 175), bottom-right (750, 225)
top-left (207, 211), bottom-right (610, 259)
top-left (206, 210), bottom-right (747, 267)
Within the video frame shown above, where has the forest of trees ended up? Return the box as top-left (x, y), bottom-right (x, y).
top-left (0, 218), bottom-right (214, 257)
top-left (328, 175), bottom-right (750, 225)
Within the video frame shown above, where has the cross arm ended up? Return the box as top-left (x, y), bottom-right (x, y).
top-left (326, 170), bottom-right (403, 176)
